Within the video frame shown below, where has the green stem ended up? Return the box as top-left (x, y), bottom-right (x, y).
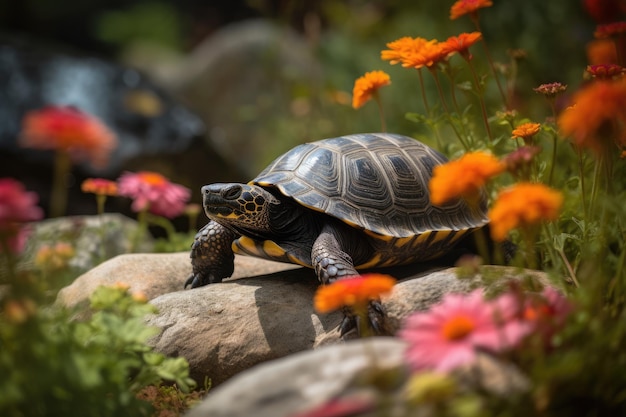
top-left (429, 67), bottom-right (469, 150)
top-left (416, 68), bottom-right (431, 115)
top-left (132, 208), bottom-right (149, 252)
top-left (548, 132), bottom-right (558, 186)
top-left (465, 57), bottom-right (494, 142)
top-left (472, 16), bottom-right (508, 108)
top-left (50, 150), bottom-right (72, 217)
top-left (577, 148), bottom-right (589, 222)
top-left (373, 92), bottom-right (387, 133)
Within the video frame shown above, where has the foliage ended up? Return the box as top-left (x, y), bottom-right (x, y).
top-left (0, 283), bottom-right (196, 417)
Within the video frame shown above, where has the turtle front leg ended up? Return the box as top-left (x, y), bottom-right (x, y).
top-left (186, 220), bottom-right (238, 288)
top-left (311, 224), bottom-right (386, 336)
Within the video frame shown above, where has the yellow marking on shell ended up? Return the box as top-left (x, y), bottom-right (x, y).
top-left (233, 236), bottom-right (261, 256)
top-left (393, 236), bottom-right (417, 249)
top-left (262, 240), bottom-right (287, 258)
top-left (287, 253), bottom-right (311, 267)
top-left (364, 229), bottom-right (394, 241)
top-left (355, 253), bottom-right (382, 269)
top-left (448, 229), bottom-right (470, 244)
top-left (413, 231), bottom-right (434, 245)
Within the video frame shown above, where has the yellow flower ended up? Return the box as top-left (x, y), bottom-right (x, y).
top-left (450, 0), bottom-right (493, 20)
top-left (352, 70), bottom-right (391, 109)
top-left (488, 183), bottom-right (563, 241)
top-left (313, 274), bottom-right (396, 314)
top-left (512, 122), bottom-right (541, 141)
top-left (429, 152), bottom-right (505, 206)
top-left (557, 78), bottom-right (626, 154)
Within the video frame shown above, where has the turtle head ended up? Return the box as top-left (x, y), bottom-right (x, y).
top-left (202, 183), bottom-right (283, 235)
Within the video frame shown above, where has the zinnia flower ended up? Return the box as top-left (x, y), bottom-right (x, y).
top-left (0, 178), bottom-right (44, 254)
top-left (450, 0), bottom-right (493, 20)
top-left (352, 70), bottom-right (391, 109)
top-left (586, 63), bottom-right (625, 79)
top-left (117, 171), bottom-right (191, 218)
top-left (81, 178), bottom-right (118, 196)
top-left (429, 152), bottom-right (505, 206)
top-left (381, 37), bottom-right (426, 65)
top-left (400, 289), bottom-right (513, 373)
top-left (512, 122), bottom-right (541, 142)
top-left (488, 183), bottom-right (563, 241)
top-left (533, 82), bottom-right (567, 98)
top-left (594, 21), bottom-right (626, 39)
top-left (313, 274), bottom-right (396, 314)
top-left (19, 106), bottom-right (117, 168)
top-left (381, 37), bottom-right (448, 69)
top-left (557, 78), bottom-right (626, 154)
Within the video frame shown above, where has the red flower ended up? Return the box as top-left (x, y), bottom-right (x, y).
top-left (20, 106), bottom-right (117, 168)
top-left (450, 0), bottom-right (493, 20)
top-left (117, 171), bottom-right (190, 218)
top-left (441, 32), bottom-right (483, 59)
top-left (81, 178), bottom-right (118, 196)
top-left (0, 178), bottom-right (44, 253)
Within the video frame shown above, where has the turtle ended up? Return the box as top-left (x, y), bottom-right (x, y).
top-left (186, 133), bottom-right (489, 333)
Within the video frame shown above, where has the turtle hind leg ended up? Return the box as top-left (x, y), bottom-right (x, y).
top-left (187, 220), bottom-right (238, 288)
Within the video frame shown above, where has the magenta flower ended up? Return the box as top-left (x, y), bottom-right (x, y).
top-left (0, 178), bottom-right (44, 253)
top-left (400, 289), bottom-right (526, 373)
top-left (117, 171), bottom-right (190, 218)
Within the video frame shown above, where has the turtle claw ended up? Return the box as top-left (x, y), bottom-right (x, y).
top-left (339, 300), bottom-right (387, 337)
top-left (184, 272), bottom-right (223, 289)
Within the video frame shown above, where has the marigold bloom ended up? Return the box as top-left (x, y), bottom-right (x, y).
top-left (586, 63), bottom-right (625, 79)
top-left (381, 37), bottom-right (426, 65)
top-left (441, 32), bottom-right (482, 59)
top-left (313, 274), bottom-right (396, 314)
top-left (450, 0), bottom-right (493, 20)
top-left (81, 178), bottom-right (118, 196)
top-left (19, 106), bottom-right (117, 168)
top-left (0, 178), bottom-right (44, 254)
top-left (429, 152), bottom-right (505, 206)
top-left (400, 289), bottom-right (515, 373)
top-left (488, 183), bottom-right (563, 241)
top-left (3, 298), bottom-right (37, 324)
top-left (533, 82), bottom-right (568, 98)
top-left (352, 70), bottom-right (391, 109)
top-left (586, 39), bottom-right (619, 65)
top-left (557, 78), bottom-right (626, 153)
top-left (594, 21), bottom-right (626, 38)
top-left (381, 37), bottom-right (448, 69)
top-left (35, 242), bottom-right (75, 271)
top-left (117, 171), bottom-right (191, 218)
top-left (512, 122), bottom-right (541, 141)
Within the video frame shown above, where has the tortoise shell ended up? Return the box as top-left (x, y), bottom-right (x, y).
top-left (241, 133), bottom-right (488, 267)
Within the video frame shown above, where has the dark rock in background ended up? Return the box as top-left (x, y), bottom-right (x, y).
top-left (0, 36), bottom-right (240, 217)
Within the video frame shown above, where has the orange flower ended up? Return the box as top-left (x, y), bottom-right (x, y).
top-left (35, 242), bottom-right (75, 270)
top-left (81, 178), bottom-right (118, 196)
top-left (429, 152), bottom-right (505, 206)
top-left (20, 106), bottom-right (117, 168)
top-left (381, 37), bottom-right (449, 69)
top-left (441, 32), bottom-right (483, 59)
top-left (488, 183), bottom-right (563, 241)
top-left (381, 37), bottom-right (427, 65)
top-left (313, 274), bottom-right (396, 314)
top-left (352, 70), bottom-right (391, 109)
top-left (512, 122), bottom-right (541, 141)
top-left (586, 39), bottom-right (618, 65)
top-left (450, 0), bottom-right (493, 20)
top-left (557, 78), bottom-right (626, 153)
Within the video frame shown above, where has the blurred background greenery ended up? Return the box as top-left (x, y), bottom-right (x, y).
top-left (0, 0), bottom-right (596, 178)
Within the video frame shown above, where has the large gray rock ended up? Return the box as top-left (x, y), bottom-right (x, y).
top-left (56, 251), bottom-right (552, 388)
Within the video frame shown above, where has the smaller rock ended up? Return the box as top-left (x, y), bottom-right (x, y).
top-left (184, 338), bottom-right (529, 417)
top-left (23, 214), bottom-right (153, 275)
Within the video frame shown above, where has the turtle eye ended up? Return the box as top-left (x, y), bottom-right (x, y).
top-left (222, 185), bottom-right (242, 200)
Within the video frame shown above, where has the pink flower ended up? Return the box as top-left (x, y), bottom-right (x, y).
top-left (0, 178), bottom-right (44, 253)
top-left (117, 171), bottom-right (190, 218)
top-left (400, 289), bottom-right (514, 373)
top-left (19, 106), bottom-right (117, 168)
